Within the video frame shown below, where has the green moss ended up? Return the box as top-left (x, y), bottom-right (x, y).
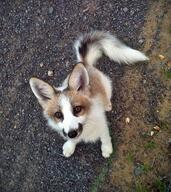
top-left (164, 70), bottom-right (171, 79)
top-left (126, 152), bottom-right (134, 163)
top-left (141, 163), bottom-right (152, 173)
top-left (153, 178), bottom-right (167, 192)
top-left (144, 141), bottom-right (156, 150)
top-left (135, 181), bottom-right (149, 192)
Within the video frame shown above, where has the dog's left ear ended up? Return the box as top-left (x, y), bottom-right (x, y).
top-left (29, 77), bottom-right (55, 102)
top-left (69, 63), bottom-right (89, 91)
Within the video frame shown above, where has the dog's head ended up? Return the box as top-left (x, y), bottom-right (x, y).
top-left (29, 63), bottom-right (91, 139)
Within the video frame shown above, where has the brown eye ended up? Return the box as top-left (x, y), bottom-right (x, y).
top-left (73, 106), bottom-right (82, 115)
top-left (54, 111), bottom-right (63, 119)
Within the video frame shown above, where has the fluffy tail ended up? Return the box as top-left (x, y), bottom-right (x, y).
top-left (74, 31), bottom-right (149, 66)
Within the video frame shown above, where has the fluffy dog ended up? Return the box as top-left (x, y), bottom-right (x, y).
top-left (29, 31), bottom-right (148, 158)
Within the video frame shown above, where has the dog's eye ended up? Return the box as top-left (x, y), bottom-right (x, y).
top-left (54, 111), bottom-right (63, 119)
top-left (73, 106), bottom-right (82, 115)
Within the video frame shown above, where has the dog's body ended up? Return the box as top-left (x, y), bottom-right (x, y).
top-left (30, 31), bottom-right (148, 158)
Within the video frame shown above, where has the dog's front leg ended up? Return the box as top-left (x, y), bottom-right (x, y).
top-left (63, 140), bottom-right (77, 157)
top-left (100, 127), bottom-right (113, 158)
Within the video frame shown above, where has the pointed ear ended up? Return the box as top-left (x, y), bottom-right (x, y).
top-left (29, 78), bottom-right (55, 102)
top-left (68, 64), bottom-right (89, 91)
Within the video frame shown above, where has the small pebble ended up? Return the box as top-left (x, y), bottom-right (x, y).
top-left (125, 117), bottom-right (130, 123)
top-left (143, 79), bottom-right (146, 84)
top-left (130, 10), bottom-right (135, 15)
top-left (134, 165), bottom-right (143, 176)
top-left (138, 39), bottom-right (144, 44)
top-left (48, 70), bottom-right (53, 76)
top-left (40, 63), bottom-right (43, 67)
top-left (49, 7), bottom-right (54, 14)
top-left (123, 7), bottom-right (128, 12)
top-left (150, 131), bottom-right (154, 136)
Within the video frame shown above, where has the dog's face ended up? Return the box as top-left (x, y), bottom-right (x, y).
top-left (30, 63), bottom-right (91, 139)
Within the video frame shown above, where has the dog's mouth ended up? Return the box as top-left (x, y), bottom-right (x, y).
top-left (63, 123), bottom-right (83, 139)
top-left (77, 123), bottom-right (83, 137)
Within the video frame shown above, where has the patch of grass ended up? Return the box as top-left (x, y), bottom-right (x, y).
top-left (164, 70), bottom-right (171, 79)
top-left (90, 166), bottom-right (108, 192)
top-left (144, 141), bottom-right (156, 150)
top-left (134, 163), bottom-right (152, 176)
top-left (140, 163), bottom-right (152, 173)
top-left (162, 67), bottom-right (171, 79)
top-left (90, 139), bottom-right (116, 192)
top-left (153, 178), bottom-right (167, 192)
top-left (126, 152), bottom-right (134, 163)
top-left (135, 181), bottom-right (149, 192)
top-left (140, 131), bottom-right (149, 138)
top-left (158, 120), bottom-right (169, 130)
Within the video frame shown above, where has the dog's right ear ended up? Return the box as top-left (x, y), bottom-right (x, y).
top-left (68, 63), bottom-right (89, 92)
top-left (29, 78), bottom-right (55, 103)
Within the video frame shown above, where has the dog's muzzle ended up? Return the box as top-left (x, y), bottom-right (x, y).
top-left (63, 123), bottom-right (83, 139)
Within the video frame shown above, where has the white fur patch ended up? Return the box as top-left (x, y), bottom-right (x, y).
top-left (58, 95), bottom-right (86, 134)
top-left (86, 45), bottom-right (102, 66)
top-left (63, 140), bottom-right (76, 157)
top-left (102, 38), bottom-right (149, 64)
top-left (74, 31), bottom-right (149, 66)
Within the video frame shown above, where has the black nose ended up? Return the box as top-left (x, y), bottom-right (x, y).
top-left (68, 130), bottom-right (78, 138)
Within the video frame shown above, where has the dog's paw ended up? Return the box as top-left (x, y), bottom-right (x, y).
top-left (63, 141), bottom-right (76, 157)
top-left (101, 143), bottom-right (113, 158)
top-left (105, 102), bottom-right (112, 111)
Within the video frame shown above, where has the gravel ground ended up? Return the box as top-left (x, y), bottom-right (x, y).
top-left (0, 1), bottom-right (149, 192)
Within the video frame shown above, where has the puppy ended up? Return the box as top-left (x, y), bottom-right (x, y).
top-left (29, 31), bottom-right (148, 158)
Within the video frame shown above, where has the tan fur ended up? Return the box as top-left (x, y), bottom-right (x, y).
top-left (41, 89), bottom-right (91, 121)
top-left (68, 63), bottom-right (111, 111)
top-left (42, 94), bottom-right (62, 123)
top-left (87, 66), bottom-right (111, 110)
top-left (66, 91), bottom-right (91, 116)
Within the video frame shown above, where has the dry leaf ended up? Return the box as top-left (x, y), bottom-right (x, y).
top-left (153, 126), bottom-right (160, 131)
top-left (158, 54), bottom-right (165, 60)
